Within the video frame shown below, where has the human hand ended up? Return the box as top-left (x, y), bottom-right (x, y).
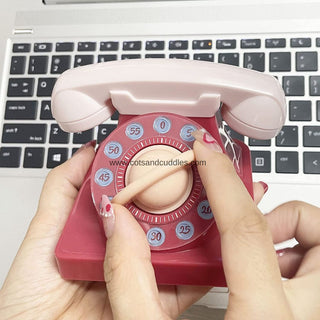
top-left (192, 130), bottom-right (320, 320)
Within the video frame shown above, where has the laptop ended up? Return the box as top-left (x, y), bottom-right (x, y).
top-left (1, 0), bottom-right (320, 310)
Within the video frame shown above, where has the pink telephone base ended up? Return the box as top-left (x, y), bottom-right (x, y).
top-left (55, 139), bottom-right (253, 287)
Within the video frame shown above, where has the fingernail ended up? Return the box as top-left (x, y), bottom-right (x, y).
top-left (99, 195), bottom-right (115, 238)
top-left (73, 140), bottom-right (96, 156)
top-left (259, 181), bottom-right (269, 194)
top-left (192, 129), bottom-right (223, 152)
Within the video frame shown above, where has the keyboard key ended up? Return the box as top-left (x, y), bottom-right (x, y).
top-left (310, 76), bottom-right (320, 96)
top-left (97, 124), bottom-right (117, 143)
top-left (169, 40), bottom-right (188, 50)
top-left (241, 39), bottom-right (261, 48)
top-left (249, 138), bottom-right (271, 146)
top-left (218, 53), bottom-right (239, 66)
top-left (34, 43), bottom-right (53, 52)
top-left (78, 42), bottom-right (96, 51)
top-left (10, 56), bottom-right (26, 74)
top-left (12, 43), bottom-right (31, 53)
top-left (100, 41), bottom-right (119, 51)
top-left (304, 152), bottom-right (320, 174)
top-left (5, 101), bottom-right (37, 120)
top-left (276, 151), bottom-right (299, 173)
top-left (23, 147), bottom-right (45, 168)
top-left (269, 52), bottom-right (291, 72)
top-left (37, 78), bottom-right (57, 97)
top-left (2, 124), bottom-right (47, 143)
top-left (123, 41), bottom-right (142, 51)
top-left (49, 124), bottom-right (70, 144)
top-left (73, 129), bottom-right (94, 144)
top-left (111, 110), bottom-right (119, 121)
top-left (289, 100), bottom-right (311, 121)
top-left (276, 126), bottom-right (298, 147)
top-left (0, 147), bottom-right (21, 167)
top-left (265, 38), bottom-right (286, 48)
top-left (40, 101), bottom-right (54, 120)
top-left (296, 52), bottom-right (318, 71)
top-left (47, 148), bottom-right (68, 168)
top-left (251, 151), bottom-right (271, 173)
top-left (7, 78), bottom-right (34, 97)
top-left (146, 41), bottom-right (165, 50)
top-left (192, 40), bottom-right (212, 50)
top-left (216, 39), bottom-right (236, 49)
top-left (74, 55), bottom-right (94, 67)
top-left (224, 125), bottom-right (244, 142)
top-left (193, 53), bottom-right (214, 62)
top-left (243, 53), bottom-right (265, 72)
top-left (98, 55), bottom-right (117, 62)
top-left (121, 54), bottom-right (141, 60)
top-left (317, 101), bottom-right (320, 121)
top-left (282, 76), bottom-right (305, 96)
top-left (291, 38), bottom-right (311, 48)
top-left (28, 56), bottom-right (49, 74)
top-left (145, 54), bottom-right (165, 59)
top-left (316, 38), bottom-right (320, 47)
top-left (169, 54), bottom-right (189, 60)
top-left (303, 126), bottom-right (320, 147)
top-left (51, 55), bottom-right (71, 74)
top-left (56, 42), bottom-right (74, 52)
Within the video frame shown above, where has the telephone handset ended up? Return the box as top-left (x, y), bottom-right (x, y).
top-left (53, 59), bottom-right (286, 285)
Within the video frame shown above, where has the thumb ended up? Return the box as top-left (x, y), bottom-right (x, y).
top-left (100, 201), bottom-right (166, 320)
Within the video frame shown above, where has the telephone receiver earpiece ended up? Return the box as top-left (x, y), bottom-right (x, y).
top-left (52, 59), bottom-right (286, 140)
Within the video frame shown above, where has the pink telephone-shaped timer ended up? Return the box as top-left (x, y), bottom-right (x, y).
top-left (52, 59), bottom-right (286, 286)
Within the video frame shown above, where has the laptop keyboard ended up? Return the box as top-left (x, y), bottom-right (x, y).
top-left (1, 34), bottom-right (320, 183)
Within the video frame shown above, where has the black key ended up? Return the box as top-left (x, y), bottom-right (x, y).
top-left (193, 53), bottom-right (214, 62)
top-left (289, 100), bottom-right (312, 121)
top-left (0, 147), bottom-right (21, 167)
top-left (218, 53), bottom-right (239, 66)
top-left (317, 38), bottom-right (320, 47)
top-left (249, 138), bottom-right (271, 146)
top-left (282, 76), bottom-right (305, 96)
top-left (34, 43), bottom-right (53, 52)
top-left (291, 38), bottom-right (311, 48)
top-left (169, 40), bottom-right (188, 50)
top-left (224, 125), bottom-right (244, 142)
top-left (100, 41), bottom-right (119, 51)
top-left (51, 55), bottom-right (71, 74)
top-left (251, 151), bottom-right (271, 173)
top-left (47, 148), bottom-right (68, 168)
top-left (73, 129), bottom-right (94, 144)
top-left (146, 41), bottom-right (165, 50)
top-left (121, 54), bottom-right (141, 60)
top-left (296, 52), bottom-right (318, 71)
top-left (310, 76), bottom-right (320, 96)
top-left (241, 39), bottom-right (261, 48)
top-left (74, 55), bottom-right (94, 67)
top-left (111, 110), bottom-right (119, 121)
top-left (40, 101), bottom-right (54, 120)
top-left (192, 40), bottom-right (212, 50)
top-left (10, 56), bottom-right (26, 74)
top-left (304, 152), bottom-right (320, 174)
top-left (276, 151), bottom-right (299, 173)
top-left (276, 126), bottom-right (298, 147)
top-left (216, 39), bottom-right (236, 49)
top-left (49, 124), bottom-right (70, 144)
top-left (2, 124), bottom-right (46, 143)
top-left (269, 52), bottom-right (291, 72)
top-left (7, 78), bottom-right (34, 97)
top-left (56, 42), bottom-right (74, 52)
top-left (145, 54), bottom-right (165, 59)
top-left (317, 101), bottom-right (320, 121)
top-left (265, 38), bottom-right (286, 48)
top-left (123, 41), bottom-right (142, 51)
top-left (98, 55), bottom-right (117, 62)
top-left (28, 56), bottom-right (48, 74)
top-left (5, 101), bottom-right (37, 120)
top-left (12, 43), bottom-right (31, 53)
top-left (23, 147), bottom-right (45, 168)
top-left (97, 124), bottom-right (117, 143)
top-left (37, 78), bottom-right (57, 97)
top-left (303, 126), bottom-right (320, 147)
top-left (169, 54), bottom-right (189, 60)
top-left (244, 53), bottom-right (265, 72)
top-left (78, 42), bottom-right (96, 51)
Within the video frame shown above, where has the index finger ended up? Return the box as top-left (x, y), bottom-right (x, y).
top-left (193, 139), bottom-right (283, 298)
